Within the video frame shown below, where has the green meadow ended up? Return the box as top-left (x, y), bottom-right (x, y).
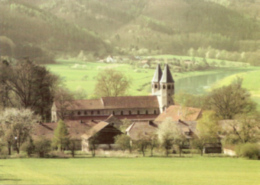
top-left (0, 157), bottom-right (259, 185)
top-left (45, 57), bottom-right (254, 98)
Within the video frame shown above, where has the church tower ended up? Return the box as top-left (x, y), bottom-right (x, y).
top-left (151, 64), bottom-right (162, 95)
top-left (158, 64), bottom-right (174, 112)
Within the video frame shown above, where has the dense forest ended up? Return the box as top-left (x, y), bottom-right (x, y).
top-left (0, 0), bottom-right (260, 65)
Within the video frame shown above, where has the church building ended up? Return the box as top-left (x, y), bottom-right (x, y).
top-left (51, 64), bottom-right (175, 122)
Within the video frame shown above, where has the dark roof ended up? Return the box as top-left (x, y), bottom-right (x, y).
top-left (101, 96), bottom-right (159, 109)
top-left (32, 120), bottom-right (97, 140)
top-left (160, 64), bottom-right (174, 83)
top-left (105, 114), bottom-right (123, 127)
top-left (152, 64), bottom-right (162, 83)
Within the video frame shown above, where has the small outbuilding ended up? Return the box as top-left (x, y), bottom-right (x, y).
top-left (81, 121), bottom-right (122, 152)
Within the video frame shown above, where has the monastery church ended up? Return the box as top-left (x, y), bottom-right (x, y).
top-left (34, 64), bottom-right (201, 150)
top-left (51, 64), bottom-right (175, 122)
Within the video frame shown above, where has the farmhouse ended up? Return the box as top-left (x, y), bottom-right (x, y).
top-left (81, 121), bottom-right (122, 152)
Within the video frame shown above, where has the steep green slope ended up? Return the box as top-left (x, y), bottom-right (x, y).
top-left (0, 0), bottom-right (112, 63)
top-left (1, 0), bottom-right (260, 64)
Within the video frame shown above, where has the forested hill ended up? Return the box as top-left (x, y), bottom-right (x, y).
top-left (1, 0), bottom-right (260, 65)
top-left (0, 0), bottom-right (112, 63)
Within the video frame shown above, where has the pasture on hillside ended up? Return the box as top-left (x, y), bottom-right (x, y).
top-left (45, 57), bottom-right (254, 98)
top-left (0, 157), bottom-right (259, 185)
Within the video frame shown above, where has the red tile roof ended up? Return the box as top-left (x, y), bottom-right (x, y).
top-left (126, 121), bottom-right (158, 140)
top-left (60, 99), bottom-right (104, 110)
top-left (67, 114), bottom-right (158, 121)
top-left (55, 96), bottom-right (159, 111)
top-left (154, 105), bottom-right (202, 123)
top-left (101, 96), bottom-right (159, 109)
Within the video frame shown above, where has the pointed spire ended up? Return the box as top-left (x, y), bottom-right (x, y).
top-left (152, 64), bottom-right (162, 83)
top-left (160, 64), bottom-right (174, 83)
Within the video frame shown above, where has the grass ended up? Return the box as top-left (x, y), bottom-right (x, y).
top-left (0, 157), bottom-right (259, 185)
top-left (45, 57), bottom-right (255, 98)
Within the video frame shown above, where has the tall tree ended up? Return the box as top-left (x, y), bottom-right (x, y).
top-left (53, 87), bottom-right (75, 121)
top-left (52, 120), bottom-right (70, 151)
top-left (157, 117), bottom-right (175, 157)
top-left (205, 78), bottom-right (256, 119)
top-left (157, 118), bottom-right (188, 157)
top-left (222, 113), bottom-right (260, 145)
top-left (0, 108), bottom-right (39, 154)
top-left (94, 69), bottom-right (131, 97)
top-left (0, 60), bottom-right (12, 109)
top-left (0, 59), bottom-right (59, 120)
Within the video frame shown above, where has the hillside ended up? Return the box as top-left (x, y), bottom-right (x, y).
top-left (0, 0), bottom-right (112, 63)
top-left (1, 0), bottom-right (260, 65)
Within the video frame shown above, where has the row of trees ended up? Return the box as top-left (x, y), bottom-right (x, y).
top-left (175, 77), bottom-right (260, 158)
top-left (0, 109), bottom-right (76, 158)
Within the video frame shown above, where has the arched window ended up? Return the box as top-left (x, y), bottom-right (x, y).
top-left (168, 85), bottom-right (171, 89)
top-left (129, 111), bottom-right (131, 115)
top-left (97, 110), bottom-right (100, 115)
top-left (121, 111), bottom-right (123, 115)
top-left (155, 84), bottom-right (158, 88)
top-left (163, 85), bottom-right (166, 89)
top-left (78, 111), bottom-right (81, 115)
top-left (146, 110), bottom-right (148, 115)
top-left (137, 110), bottom-right (140, 115)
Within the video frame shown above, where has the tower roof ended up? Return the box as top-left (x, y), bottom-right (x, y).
top-left (160, 64), bottom-right (174, 83)
top-left (152, 64), bottom-right (162, 83)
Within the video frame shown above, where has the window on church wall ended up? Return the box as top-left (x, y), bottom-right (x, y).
top-left (137, 110), bottom-right (140, 115)
top-left (112, 111), bottom-right (115, 115)
top-left (84, 111), bottom-right (87, 115)
top-left (97, 110), bottom-right (100, 115)
top-left (129, 111), bottom-right (131, 115)
top-left (78, 111), bottom-right (81, 115)
top-left (154, 110), bottom-right (156, 114)
top-left (121, 111), bottom-right (123, 115)
top-left (146, 110), bottom-right (148, 115)
top-left (163, 85), bottom-right (165, 89)
top-left (168, 85), bottom-right (171, 89)
top-left (155, 84), bottom-right (158, 89)
top-left (91, 111), bottom-right (94, 115)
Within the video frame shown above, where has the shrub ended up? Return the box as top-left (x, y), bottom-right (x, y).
top-left (21, 138), bottom-right (35, 157)
top-left (235, 143), bottom-right (260, 160)
top-left (34, 138), bottom-right (51, 158)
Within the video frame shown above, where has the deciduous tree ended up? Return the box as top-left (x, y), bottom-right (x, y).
top-left (94, 69), bottom-right (131, 97)
top-left (205, 78), bottom-right (256, 119)
top-left (0, 59), bottom-right (59, 120)
top-left (0, 108), bottom-right (39, 154)
top-left (115, 134), bottom-right (132, 153)
top-left (52, 120), bottom-right (70, 151)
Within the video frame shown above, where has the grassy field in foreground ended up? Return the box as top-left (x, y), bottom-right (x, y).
top-left (212, 69), bottom-right (260, 110)
top-left (0, 157), bottom-right (259, 185)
